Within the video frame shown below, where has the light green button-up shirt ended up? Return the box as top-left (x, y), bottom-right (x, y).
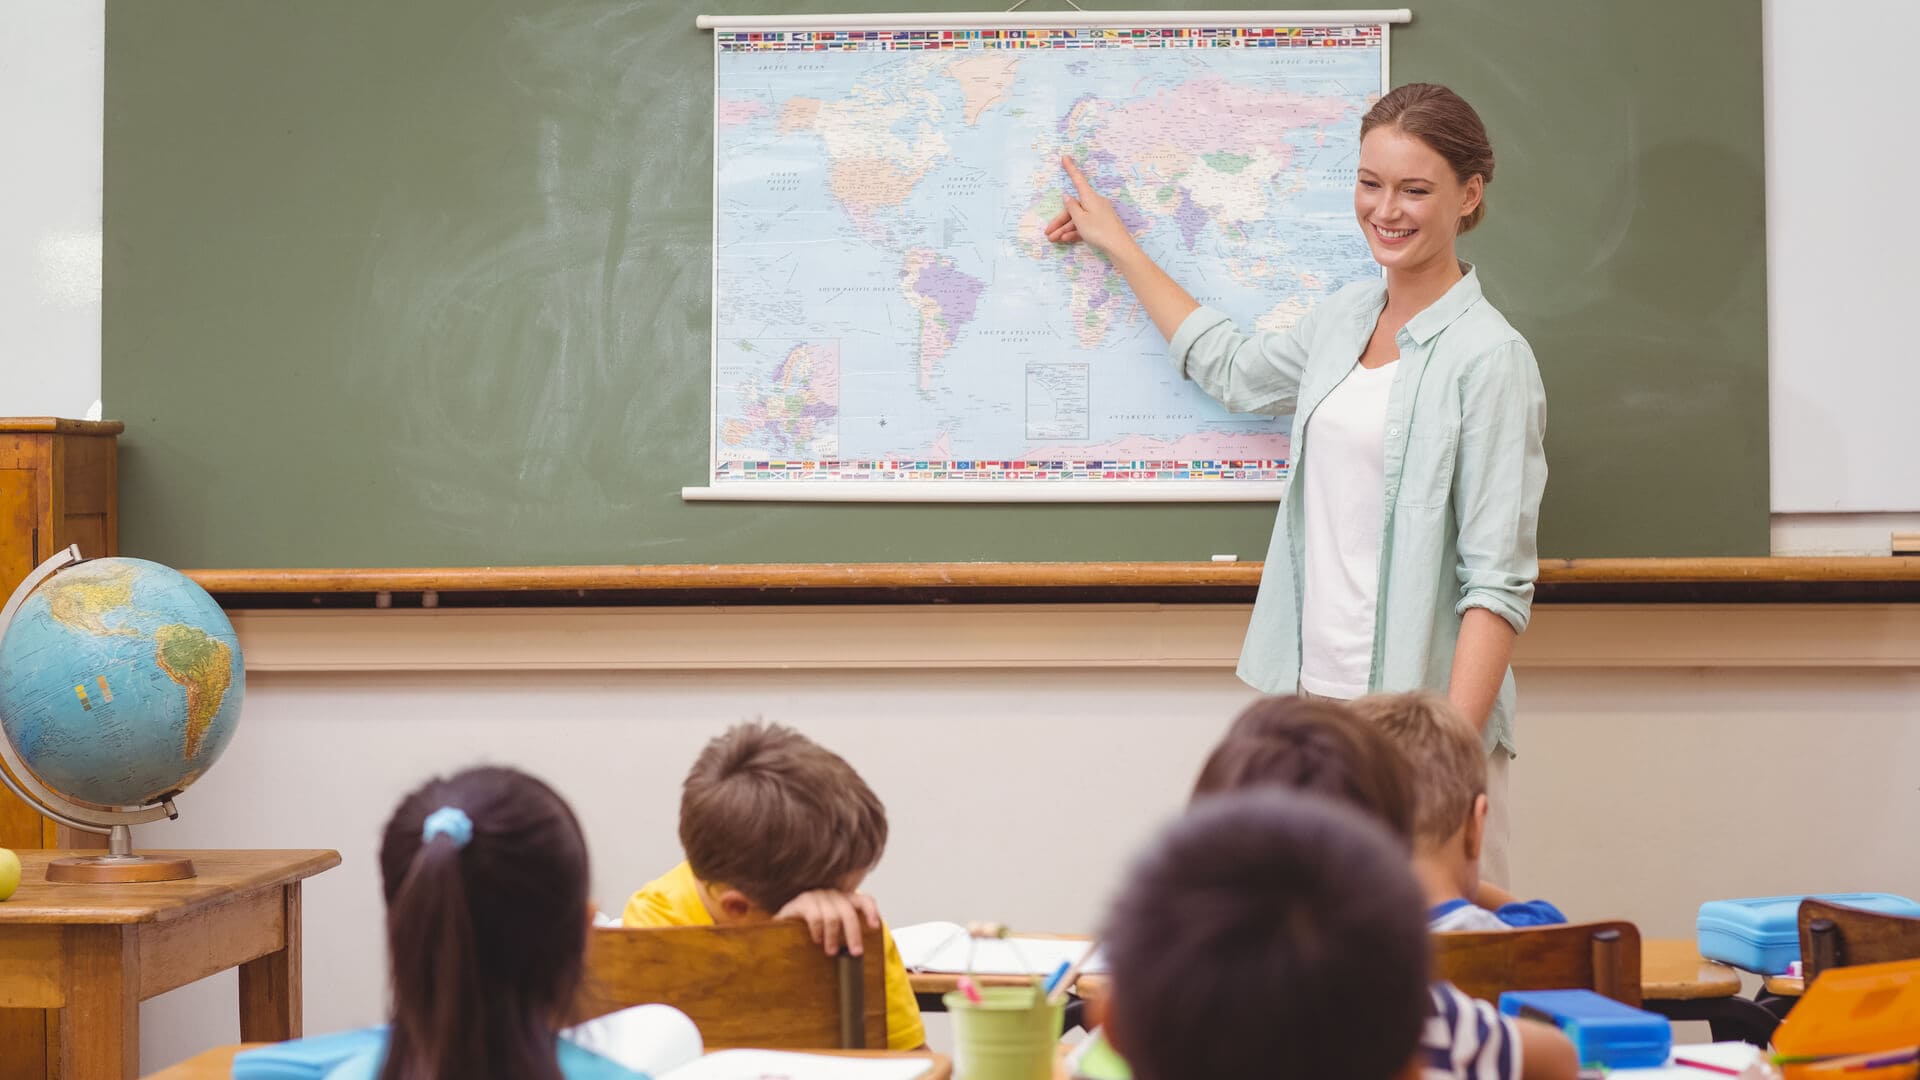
top-left (1169, 266), bottom-right (1547, 755)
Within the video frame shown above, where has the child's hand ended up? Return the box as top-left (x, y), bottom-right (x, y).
top-left (775, 889), bottom-right (882, 957)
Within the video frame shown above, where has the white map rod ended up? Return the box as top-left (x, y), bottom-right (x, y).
top-left (697, 10), bottom-right (1411, 30)
top-left (683, 482), bottom-right (1285, 503)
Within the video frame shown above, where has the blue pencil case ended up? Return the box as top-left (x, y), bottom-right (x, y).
top-left (1498, 989), bottom-right (1671, 1069)
top-left (1696, 893), bottom-right (1920, 974)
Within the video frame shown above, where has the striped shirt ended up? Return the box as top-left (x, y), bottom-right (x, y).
top-left (1423, 981), bottom-right (1521, 1080)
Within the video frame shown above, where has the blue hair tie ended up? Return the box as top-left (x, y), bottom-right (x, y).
top-left (422, 806), bottom-right (473, 849)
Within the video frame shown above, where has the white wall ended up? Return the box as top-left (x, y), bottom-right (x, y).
top-left (131, 657), bottom-right (1920, 1069)
top-left (0, 0), bottom-right (103, 419)
top-left (1764, 0), bottom-right (1919, 516)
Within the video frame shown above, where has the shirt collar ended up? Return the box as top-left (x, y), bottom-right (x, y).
top-left (1400, 261), bottom-right (1484, 345)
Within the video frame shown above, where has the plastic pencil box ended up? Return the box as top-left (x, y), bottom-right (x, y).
top-left (1497, 989), bottom-right (1671, 1070)
top-left (1696, 893), bottom-right (1920, 975)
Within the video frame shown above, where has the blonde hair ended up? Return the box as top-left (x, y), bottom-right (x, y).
top-left (1349, 692), bottom-right (1486, 849)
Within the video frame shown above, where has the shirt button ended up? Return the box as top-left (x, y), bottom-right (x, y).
top-left (1388, 426), bottom-right (1400, 438)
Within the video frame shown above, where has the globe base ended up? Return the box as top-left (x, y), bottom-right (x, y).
top-left (46, 854), bottom-right (196, 883)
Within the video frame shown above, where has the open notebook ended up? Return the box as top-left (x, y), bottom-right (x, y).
top-left (566, 1006), bottom-right (932, 1080)
top-left (657, 1051), bottom-right (934, 1080)
top-left (1606, 1042), bottom-right (1769, 1079)
top-left (232, 1007), bottom-right (933, 1080)
top-left (892, 921), bottom-right (1106, 977)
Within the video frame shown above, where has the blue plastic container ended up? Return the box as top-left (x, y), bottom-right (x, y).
top-left (1498, 989), bottom-right (1672, 1069)
top-left (1695, 893), bottom-right (1920, 975)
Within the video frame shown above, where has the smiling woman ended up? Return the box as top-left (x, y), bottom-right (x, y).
top-left (1045, 83), bottom-right (1546, 886)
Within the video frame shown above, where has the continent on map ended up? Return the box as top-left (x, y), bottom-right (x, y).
top-left (1017, 76), bottom-right (1359, 347)
top-left (717, 97), bottom-right (771, 127)
top-left (719, 342), bottom-right (841, 460)
top-left (1062, 76), bottom-right (1353, 233)
top-left (1256, 296), bottom-right (1313, 334)
top-left (154, 624), bottom-right (233, 759)
top-left (45, 563), bottom-right (139, 637)
top-left (943, 54), bottom-right (1021, 124)
top-left (778, 84), bottom-right (952, 239)
top-left (899, 249), bottom-right (985, 391)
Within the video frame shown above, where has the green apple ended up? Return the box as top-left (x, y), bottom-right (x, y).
top-left (0, 847), bottom-right (17, 901)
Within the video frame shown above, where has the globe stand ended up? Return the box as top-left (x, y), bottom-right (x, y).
top-left (44, 824), bottom-right (195, 883)
top-left (0, 545), bottom-right (199, 883)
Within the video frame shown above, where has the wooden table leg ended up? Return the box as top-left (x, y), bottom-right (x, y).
top-left (58, 925), bottom-right (138, 1080)
top-left (0, 1010), bottom-right (48, 1080)
top-left (237, 883), bottom-right (302, 1041)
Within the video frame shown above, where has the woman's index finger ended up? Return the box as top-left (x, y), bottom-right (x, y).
top-left (1061, 155), bottom-right (1096, 199)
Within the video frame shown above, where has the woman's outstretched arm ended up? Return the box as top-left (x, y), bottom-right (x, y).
top-left (1045, 156), bottom-right (1199, 342)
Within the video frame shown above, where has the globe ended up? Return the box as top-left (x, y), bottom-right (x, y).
top-left (0, 556), bottom-right (243, 812)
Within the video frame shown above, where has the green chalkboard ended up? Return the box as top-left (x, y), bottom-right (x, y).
top-left (104, 0), bottom-right (1768, 567)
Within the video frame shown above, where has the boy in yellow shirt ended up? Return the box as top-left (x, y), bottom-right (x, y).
top-left (621, 721), bottom-right (926, 1050)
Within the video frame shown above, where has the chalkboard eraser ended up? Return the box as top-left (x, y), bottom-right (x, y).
top-left (1894, 532), bottom-right (1920, 556)
top-left (1211, 554), bottom-right (1238, 562)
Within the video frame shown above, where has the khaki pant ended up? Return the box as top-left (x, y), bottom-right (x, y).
top-left (1482, 747), bottom-right (1511, 889)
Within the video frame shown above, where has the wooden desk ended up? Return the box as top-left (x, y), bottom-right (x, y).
top-left (0, 849), bottom-right (339, 1080)
top-left (142, 1045), bottom-right (952, 1079)
top-left (1763, 973), bottom-right (1804, 997)
top-left (1640, 939), bottom-right (1742, 1000)
top-left (1014, 938), bottom-right (1741, 1009)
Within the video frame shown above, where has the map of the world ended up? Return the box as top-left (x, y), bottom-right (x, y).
top-left (709, 23), bottom-right (1387, 493)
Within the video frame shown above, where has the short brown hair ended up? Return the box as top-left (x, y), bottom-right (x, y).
top-left (1350, 691), bottom-right (1486, 850)
top-left (679, 722), bottom-right (888, 912)
top-left (1361, 82), bottom-right (1495, 233)
top-left (1104, 789), bottom-right (1431, 1080)
top-left (1191, 695), bottom-right (1416, 846)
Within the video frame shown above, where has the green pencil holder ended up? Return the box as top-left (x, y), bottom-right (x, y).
top-left (943, 985), bottom-right (1063, 1080)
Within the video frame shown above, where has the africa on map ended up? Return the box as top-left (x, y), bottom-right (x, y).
top-left (709, 24), bottom-right (1385, 493)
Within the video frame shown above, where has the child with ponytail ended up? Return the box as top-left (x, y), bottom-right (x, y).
top-left (237, 765), bottom-right (653, 1080)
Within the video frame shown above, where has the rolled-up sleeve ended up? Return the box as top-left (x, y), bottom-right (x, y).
top-left (1167, 304), bottom-right (1313, 416)
top-left (1452, 340), bottom-right (1548, 633)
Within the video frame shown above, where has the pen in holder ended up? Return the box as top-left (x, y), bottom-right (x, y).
top-left (944, 922), bottom-right (1065, 1080)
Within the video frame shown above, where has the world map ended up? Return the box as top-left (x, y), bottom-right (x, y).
top-left (710, 25), bottom-right (1386, 489)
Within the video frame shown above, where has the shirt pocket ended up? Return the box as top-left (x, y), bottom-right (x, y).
top-left (1394, 426), bottom-right (1458, 510)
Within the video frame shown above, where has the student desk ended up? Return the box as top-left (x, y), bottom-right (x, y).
top-left (141, 1045), bottom-right (953, 1079)
top-left (970, 939), bottom-right (1773, 1044)
top-left (0, 849), bottom-right (340, 1080)
top-left (913, 938), bottom-right (1741, 1005)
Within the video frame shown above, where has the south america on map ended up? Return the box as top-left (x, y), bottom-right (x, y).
top-left (711, 25), bottom-right (1384, 488)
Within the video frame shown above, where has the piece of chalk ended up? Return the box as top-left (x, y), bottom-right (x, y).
top-left (1211, 554), bottom-right (1238, 562)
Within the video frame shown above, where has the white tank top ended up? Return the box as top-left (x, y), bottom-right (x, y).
top-left (1297, 359), bottom-right (1396, 699)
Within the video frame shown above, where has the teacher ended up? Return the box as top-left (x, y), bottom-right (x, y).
top-left (1047, 83), bottom-right (1545, 885)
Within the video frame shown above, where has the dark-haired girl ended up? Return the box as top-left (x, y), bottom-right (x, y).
top-left (241, 766), bottom-right (648, 1080)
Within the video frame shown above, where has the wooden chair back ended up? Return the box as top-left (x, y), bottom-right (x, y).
top-left (1432, 920), bottom-right (1643, 1006)
top-left (1800, 899), bottom-right (1920, 983)
top-left (570, 921), bottom-right (887, 1049)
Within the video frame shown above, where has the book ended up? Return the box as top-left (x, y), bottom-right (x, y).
top-left (566, 1008), bottom-right (935, 1079)
top-left (892, 920), bottom-right (1106, 977)
top-left (564, 1004), bottom-right (705, 1076)
top-left (1604, 1042), bottom-right (1768, 1078)
top-left (661, 1050), bottom-right (936, 1080)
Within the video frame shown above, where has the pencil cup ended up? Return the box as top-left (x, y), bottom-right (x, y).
top-left (944, 985), bottom-right (1063, 1080)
